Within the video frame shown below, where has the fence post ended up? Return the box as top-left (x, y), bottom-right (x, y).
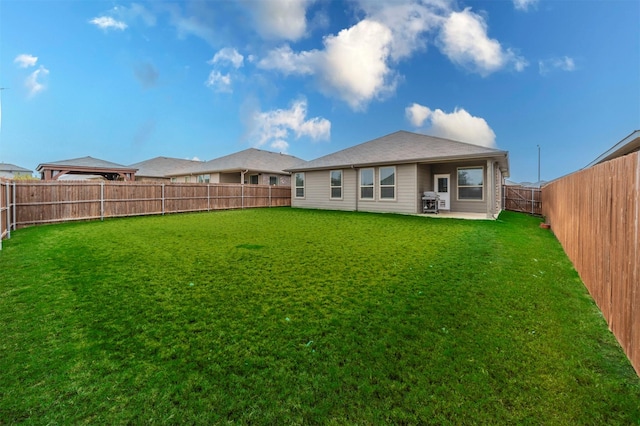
top-left (5, 182), bottom-right (9, 238)
top-left (531, 188), bottom-right (534, 215)
top-left (100, 181), bottom-right (105, 221)
top-left (207, 184), bottom-right (210, 211)
top-left (162, 184), bottom-right (165, 215)
top-left (269, 185), bottom-right (272, 207)
top-left (11, 182), bottom-right (16, 232)
top-left (242, 184), bottom-right (244, 209)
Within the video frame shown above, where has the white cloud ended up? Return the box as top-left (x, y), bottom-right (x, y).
top-left (209, 48), bottom-right (244, 69)
top-left (438, 8), bottom-right (527, 76)
top-left (248, 98), bottom-right (331, 151)
top-left (406, 103), bottom-right (496, 148)
top-left (539, 56), bottom-right (576, 75)
top-left (205, 71), bottom-right (232, 93)
top-left (318, 20), bottom-right (396, 110)
top-left (25, 66), bottom-right (50, 97)
top-left (244, 0), bottom-right (310, 41)
top-left (356, 0), bottom-right (446, 61)
top-left (89, 16), bottom-right (128, 30)
top-left (405, 103), bottom-right (432, 127)
top-left (257, 45), bottom-right (317, 75)
top-left (259, 19), bottom-right (396, 110)
top-left (14, 54), bottom-right (38, 68)
top-left (513, 0), bottom-right (538, 11)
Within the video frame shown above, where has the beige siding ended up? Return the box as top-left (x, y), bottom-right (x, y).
top-left (431, 161), bottom-right (488, 214)
top-left (292, 165), bottom-right (418, 213)
top-left (292, 169), bottom-right (357, 211)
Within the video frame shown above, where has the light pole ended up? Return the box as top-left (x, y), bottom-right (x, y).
top-left (0, 87), bottom-right (7, 162)
top-left (537, 144), bottom-right (540, 184)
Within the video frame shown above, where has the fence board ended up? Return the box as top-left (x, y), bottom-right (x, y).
top-left (2, 181), bottom-right (290, 230)
top-left (542, 151), bottom-right (639, 376)
top-left (504, 185), bottom-right (542, 215)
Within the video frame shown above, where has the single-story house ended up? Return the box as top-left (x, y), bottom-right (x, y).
top-left (166, 148), bottom-right (306, 186)
top-left (129, 156), bottom-right (205, 182)
top-left (0, 163), bottom-right (33, 179)
top-left (37, 156), bottom-right (137, 181)
top-left (286, 130), bottom-right (510, 218)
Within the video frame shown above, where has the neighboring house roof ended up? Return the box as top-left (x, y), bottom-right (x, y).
top-left (36, 156), bottom-right (138, 181)
top-left (129, 156), bottom-right (204, 178)
top-left (585, 130), bottom-right (640, 168)
top-left (36, 156), bottom-right (135, 171)
top-left (286, 130), bottom-right (509, 175)
top-left (0, 163), bottom-right (32, 173)
top-left (168, 148), bottom-right (307, 176)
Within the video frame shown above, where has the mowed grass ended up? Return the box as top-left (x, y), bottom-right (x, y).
top-left (0, 208), bottom-right (639, 424)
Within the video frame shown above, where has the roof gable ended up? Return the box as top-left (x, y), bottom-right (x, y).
top-left (0, 163), bottom-right (32, 173)
top-left (37, 156), bottom-right (134, 171)
top-left (287, 131), bottom-right (508, 171)
top-left (129, 156), bottom-right (204, 177)
top-left (170, 148), bottom-right (307, 176)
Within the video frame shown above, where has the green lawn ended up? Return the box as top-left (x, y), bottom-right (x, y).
top-left (1, 208), bottom-right (638, 424)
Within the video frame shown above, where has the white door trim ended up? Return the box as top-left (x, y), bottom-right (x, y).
top-left (434, 174), bottom-right (450, 210)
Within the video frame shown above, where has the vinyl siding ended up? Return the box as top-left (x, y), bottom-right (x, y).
top-left (292, 165), bottom-right (418, 214)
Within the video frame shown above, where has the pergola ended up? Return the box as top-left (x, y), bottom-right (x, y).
top-left (36, 156), bottom-right (137, 181)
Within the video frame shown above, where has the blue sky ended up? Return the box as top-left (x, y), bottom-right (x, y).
top-left (1, 0), bottom-right (638, 182)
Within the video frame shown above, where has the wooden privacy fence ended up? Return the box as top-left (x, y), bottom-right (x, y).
top-left (0, 179), bottom-right (10, 249)
top-left (0, 181), bottom-right (291, 242)
top-left (542, 151), bottom-right (639, 376)
top-left (503, 185), bottom-right (542, 215)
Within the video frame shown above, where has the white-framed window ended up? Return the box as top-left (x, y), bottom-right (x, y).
top-left (171, 177), bottom-right (177, 183)
top-left (250, 175), bottom-right (259, 185)
top-left (330, 170), bottom-right (342, 199)
top-left (269, 176), bottom-right (278, 186)
top-left (379, 166), bottom-right (395, 200)
top-left (457, 167), bottom-right (484, 201)
top-left (197, 174), bottom-right (210, 183)
top-left (360, 168), bottom-right (374, 199)
top-left (295, 172), bottom-right (305, 198)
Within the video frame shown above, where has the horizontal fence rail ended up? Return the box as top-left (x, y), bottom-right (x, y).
top-left (1, 181), bottom-right (290, 234)
top-left (503, 185), bottom-right (542, 215)
top-left (542, 151), bottom-right (639, 376)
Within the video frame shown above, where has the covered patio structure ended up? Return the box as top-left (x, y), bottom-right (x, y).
top-left (37, 156), bottom-right (137, 181)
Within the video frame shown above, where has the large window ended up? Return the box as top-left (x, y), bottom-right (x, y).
top-left (295, 173), bottom-right (305, 198)
top-left (330, 170), bottom-right (342, 199)
top-left (269, 176), bottom-right (278, 186)
top-left (457, 167), bottom-right (484, 200)
top-left (250, 175), bottom-right (259, 185)
top-left (360, 168), bottom-right (374, 199)
top-left (379, 166), bottom-right (395, 200)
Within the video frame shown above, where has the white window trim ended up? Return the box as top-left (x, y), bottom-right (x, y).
top-left (295, 172), bottom-right (305, 199)
top-left (379, 166), bottom-right (396, 201)
top-left (329, 170), bottom-right (343, 200)
top-left (359, 168), bottom-right (375, 201)
top-left (456, 166), bottom-right (484, 202)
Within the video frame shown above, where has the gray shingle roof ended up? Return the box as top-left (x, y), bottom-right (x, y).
top-left (168, 148), bottom-right (307, 176)
top-left (287, 131), bottom-right (509, 172)
top-left (129, 156), bottom-right (204, 178)
top-left (37, 156), bottom-right (135, 171)
top-left (0, 163), bottom-right (32, 173)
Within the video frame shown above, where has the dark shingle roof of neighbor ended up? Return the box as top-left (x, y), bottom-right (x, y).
top-left (585, 130), bottom-right (640, 168)
top-left (129, 156), bottom-right (205, 178)
top-left (0, 163), bottom-right (32, 173)
top-left (167, 148), bottom-right (307, 176)
top-left (36, 156), bottom-right (135, 171)
top-left (286, 131), bottom-right (509, 173)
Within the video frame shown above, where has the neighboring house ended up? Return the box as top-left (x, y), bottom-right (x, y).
top-left (37, 156), bottom-right (137, 181)
top-left (584, 129), bottom-right (640, 168)
top-left (166, 148), bottom-right (306, 186)
top-left (0, 163), bottom-right (33, 179)
top-left (129, 156), bottom-right (205, 182)
top-left (286, 130), bottom-right (510, 218)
